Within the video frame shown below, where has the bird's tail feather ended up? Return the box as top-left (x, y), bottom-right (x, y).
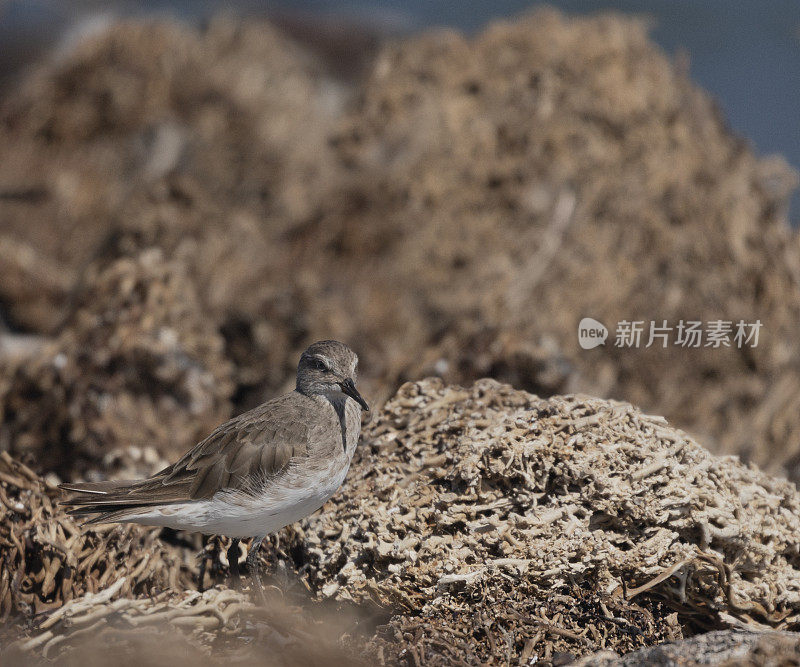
top-left (59, 481), bottom-right (158, 524)
top-left (59, 476), bottom-right (194, 526)
top-left (58, 480), bottom-right (131, 495)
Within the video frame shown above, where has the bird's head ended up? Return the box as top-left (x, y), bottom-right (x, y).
top-left (296, 340), bottom-right (369, 411)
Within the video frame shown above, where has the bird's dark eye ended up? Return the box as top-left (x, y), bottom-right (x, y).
top-left (313, 359), bottom-right (329, 372)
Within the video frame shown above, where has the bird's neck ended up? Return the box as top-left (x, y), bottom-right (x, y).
top-left (313, 392), bottom-right (360, 457)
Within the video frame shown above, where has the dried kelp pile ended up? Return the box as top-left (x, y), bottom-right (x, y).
top-left (295, 379), bottom-right (800, 663)
top-left (327, 12), bottom-right (800, 477)
top-left (2, 11), bottom-right (800, 661)
top-left (2, 10), bottom-right (800, 485)
top-left (5, 584), bottom-right (363, 666)
top-left (9, 582), bottom-right (247, 658)
top-left (0, 248), bottom-right (234, 476)
top-left (0, 451), bottom-right (194, 619)
top-left (0, 16), bottom-right (339, 478)
top-left (4, 380), bottom-right (800, 663)
top-left (0, 449), bottom-right (369, 665)
top-left (574, 629), bottom-right (800, 666)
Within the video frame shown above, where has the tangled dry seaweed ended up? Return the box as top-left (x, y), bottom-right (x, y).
top-left (0, 450), bottom-right (368, 665)
top-left (0, 451), bottom-right (193, 619)
top-left (297, 379), bottom-right (800, 663)
top-left (0, 247), bottom-right (234, 476)
top-left (5, 583), bottom-right (364, 666)
top-left (5, 379), bottom-right (800, 663)
top-left (326, 12), bottom-right (800, 476)
top-left (575, 629), bottom-right (800, 666)
top-left (2, 7), bottom-right (800, 664)
top-left (1, 10), bottom-right (800, 484)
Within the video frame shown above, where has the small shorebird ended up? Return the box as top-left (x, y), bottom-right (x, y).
top-left (60, 340), bottom-right (368, 586)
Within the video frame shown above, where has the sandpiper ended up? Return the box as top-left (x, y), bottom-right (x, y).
top-left (60, 340), bottom-right (368, 585)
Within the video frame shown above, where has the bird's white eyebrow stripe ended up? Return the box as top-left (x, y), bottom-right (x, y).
top-left (313, 354), bottom-right (333, 368)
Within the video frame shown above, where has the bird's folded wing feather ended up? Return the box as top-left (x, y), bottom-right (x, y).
top-left (61, 396), bottom-right (311, 510)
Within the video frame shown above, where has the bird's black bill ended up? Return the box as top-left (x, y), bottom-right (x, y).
top-left (339, 378), bottom-right (369, 411)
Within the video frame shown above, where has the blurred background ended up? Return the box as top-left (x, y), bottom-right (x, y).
top-left (4, 1), bottom-right (800, 216)
top-left (1, 1), bottom-right (800, 484)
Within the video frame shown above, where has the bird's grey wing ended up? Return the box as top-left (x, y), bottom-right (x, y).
top-left (156, 398), bottom-right (311, 499)
top-left (61, 397), bottom-right (311, 513)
